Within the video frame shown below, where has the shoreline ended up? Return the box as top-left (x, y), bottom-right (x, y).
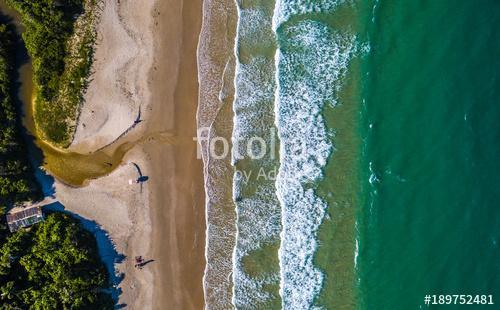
top-left (197, 0), bottom-right (238, 307)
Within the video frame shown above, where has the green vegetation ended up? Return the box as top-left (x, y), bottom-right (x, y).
top-left (0, 22), bottom-right (40, 208)
top-left (0, 213), bottom-right (114, 309)
top-left (0, 19), bottom-right (114, 309)
top-left (5, 0), bottom-right (98, 147)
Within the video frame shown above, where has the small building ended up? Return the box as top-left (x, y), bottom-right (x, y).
top-left (6, 205), bottom-right (44, 233)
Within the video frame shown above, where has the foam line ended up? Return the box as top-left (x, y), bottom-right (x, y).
top-left (273, 15), bottom-right (357, 308)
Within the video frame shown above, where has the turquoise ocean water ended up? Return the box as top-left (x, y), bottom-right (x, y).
top-left (359, 0), bottom-right (500, 308)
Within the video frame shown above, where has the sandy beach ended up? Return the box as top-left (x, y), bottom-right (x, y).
top-left (53, 147), bottom-right (154, 308)
top-left (70, 0), bottom-right (154, 153)
top-left (54, 0), bottom-right (205, 308)
top-left (146, 0), bottom-right (205, 308)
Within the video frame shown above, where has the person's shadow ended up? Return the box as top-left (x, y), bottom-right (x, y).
top-left (131, 162), bottom-right (149, 193)
top-left (140, 259), bottom-right (155, 268)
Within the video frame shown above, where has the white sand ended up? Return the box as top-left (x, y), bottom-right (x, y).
top-left (54, 147), bottom-right (153, 308)
top-left (70, 0), bottom-right (155, 153)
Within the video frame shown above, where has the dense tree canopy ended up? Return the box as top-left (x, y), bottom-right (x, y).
top-left (0, 22), bottom-right (40, 208)
top-left (4, 0), bottom-right (95, 146)
top-left (0, 213), bottom-right (114, 309)
top-left (4, 0), bottom-right (84, 101)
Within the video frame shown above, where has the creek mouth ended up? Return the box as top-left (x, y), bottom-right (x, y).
top-left (0, 1), bottom-right (135, 187)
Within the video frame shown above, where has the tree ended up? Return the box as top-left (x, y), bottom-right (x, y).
top-left (0, 214), bottom-right (114, 309)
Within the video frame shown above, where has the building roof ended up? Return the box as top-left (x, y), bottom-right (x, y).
top-left (6, 205), bottom-right (44, 232)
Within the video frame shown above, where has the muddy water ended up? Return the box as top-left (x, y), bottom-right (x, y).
top-left (0, 1), bottom-right (141, 186)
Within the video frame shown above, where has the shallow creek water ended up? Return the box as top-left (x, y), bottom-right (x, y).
top-left (0, 1), bottom-right (138, 186)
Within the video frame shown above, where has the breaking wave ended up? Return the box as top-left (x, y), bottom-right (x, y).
top-left (274, 15), bottom-right (357, 308)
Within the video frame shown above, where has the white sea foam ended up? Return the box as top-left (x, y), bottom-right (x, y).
top-left (273, 0), bottom-right (348, 30)
top-left (368, 161), bottom-right (379, 184)
top-left (354, 221), bottom-right (360, 268)
top-left (274, 15), bottom-right (357, 308)
top-left (231, 2), bottom-right (282, 307)
top-left (202, 0), bottom-right (359, 307)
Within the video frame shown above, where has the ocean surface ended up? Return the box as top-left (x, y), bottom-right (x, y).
top-left (359, 0), bottom-right (500, 308)
top-left (199, 0), bottom-right (500, 308)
